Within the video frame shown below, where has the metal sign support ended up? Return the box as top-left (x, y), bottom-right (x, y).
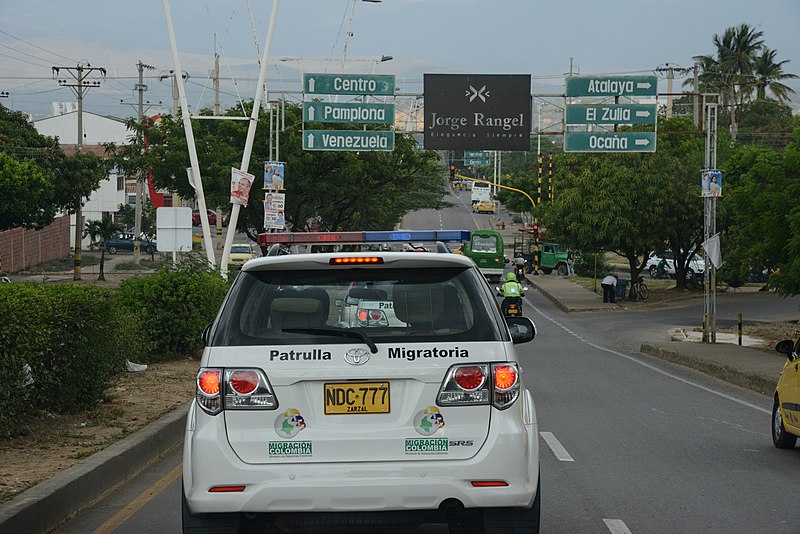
top-left (703, 98), bottom-right (718, 343)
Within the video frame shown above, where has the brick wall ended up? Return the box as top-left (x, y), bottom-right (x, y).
top-left (0, 216), bottom-right (71, 273)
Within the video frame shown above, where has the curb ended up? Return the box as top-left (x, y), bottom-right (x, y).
top-left (639, 343), bottom-right (777, 395)
top-left (0, 405), bottom-right (188, 534)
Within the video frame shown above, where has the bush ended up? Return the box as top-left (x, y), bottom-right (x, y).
top-left (0, 284), bottom-right (148, 436)
top-left (573, 251), bottom-right (612, 277)
top-left (116, 262), bottom-right (230, 360)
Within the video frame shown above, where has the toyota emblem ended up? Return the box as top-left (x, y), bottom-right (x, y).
top-left (344, 348), bottom-right (370, 365)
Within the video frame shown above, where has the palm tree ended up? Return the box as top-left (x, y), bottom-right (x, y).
top-left (751, 47), bottom-right (798, 102)
top-left (85, 216), bottom-right (122, 281)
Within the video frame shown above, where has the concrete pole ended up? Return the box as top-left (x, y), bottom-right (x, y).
top-left (134, 61), bottom-right (144, 264)
top-left (74, 66), bottom-right (84, 280)
top-left (213, 54), bottom-right (220, 115)
top-left (220, 0), bottom-right (281, 276)
top-left (666, 66), bottom-right (674, 118)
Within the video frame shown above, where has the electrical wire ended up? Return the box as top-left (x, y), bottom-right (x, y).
top-left (0, 29), bottom-right (77, 64)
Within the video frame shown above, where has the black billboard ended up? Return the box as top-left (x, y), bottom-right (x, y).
top-left (424, 74), bottom-right (531, 151)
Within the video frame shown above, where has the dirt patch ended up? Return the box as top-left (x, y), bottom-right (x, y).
top-left (704, 321), bottom-right (800, 351)
top-left (0, 357), bottom-right (198, 503)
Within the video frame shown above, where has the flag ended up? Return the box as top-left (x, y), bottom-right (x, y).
top-left (701, 234), bottom-right (723, 269)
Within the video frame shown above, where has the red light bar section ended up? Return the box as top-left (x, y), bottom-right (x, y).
top-left (258, 232), bottom-right (364, 245)
top-left (330, 257), bottom-right (383, 265)
top-left (257, 233), bottom-right (291, 246)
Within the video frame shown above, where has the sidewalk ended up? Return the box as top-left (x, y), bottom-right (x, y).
top-left (528, 274), bottom-right (785, 396)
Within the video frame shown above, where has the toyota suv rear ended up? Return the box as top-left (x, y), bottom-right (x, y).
top-left (183, 250), bottom-right (540, 533)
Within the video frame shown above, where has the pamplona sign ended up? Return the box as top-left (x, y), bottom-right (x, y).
top-left (424, 74), bottom-right (531, 151)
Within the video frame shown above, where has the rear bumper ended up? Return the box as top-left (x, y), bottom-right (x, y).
top-left (183, 392), bottom-right (539, 514)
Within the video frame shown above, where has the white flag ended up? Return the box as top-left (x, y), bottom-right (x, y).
top-left (701, 234), bottom-right (723, 269)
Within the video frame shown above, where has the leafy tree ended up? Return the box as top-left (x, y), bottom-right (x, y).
top-left (751, 47), bottom-right (797, 102)
top-left (0, 153), bottom-right (57, 230)
top-left (721, 126), bottom-right (800, 296)
top-left (117, 200), bottom-right (157, 259)
top-left (737, 99), bottom-right (795, 149)
top-left (58, 150), bottom-right (114, 216)
top-left (84, 215), bottom-right (123, 281)
top-left (124, 102), bottom-right (447, 242)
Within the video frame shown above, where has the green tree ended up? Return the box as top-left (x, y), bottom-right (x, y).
top-left (0, 153), bottom-right (57, 230)
top-left (752, 47), bottom-right (798, 102)
top-left (116, 200), bottom-right (157, 259)
top-left (84, 215), bottom-right (122, 281)
top-left (57, 150), bottom-right (112, 215)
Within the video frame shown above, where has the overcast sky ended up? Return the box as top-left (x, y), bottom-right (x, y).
top-left (2, 0), bottom-right (798, 119)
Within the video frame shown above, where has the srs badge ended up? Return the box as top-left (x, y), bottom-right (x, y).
top-left (274, 408), bottom-right (307, 438)
top-left (414, 406), bottom-right (445, 436)
top-left (344, 348), bottom-right (370, 365)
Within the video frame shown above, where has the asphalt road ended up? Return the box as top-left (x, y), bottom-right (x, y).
top-left (55, 192), bottom-right (800, 534)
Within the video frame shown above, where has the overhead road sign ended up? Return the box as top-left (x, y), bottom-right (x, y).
top-left (303, 130), bottom-right (395, 151)
top-left (304, 73), bottom-right (395, 96)
top-left (566, 104), bottom-right (657, 125)
top-left (564, 131), bottom-right (656, 153)
top-left (303, 102), bottom-right (394, 125)
top-left (566, 75), bottom-right (657, 98)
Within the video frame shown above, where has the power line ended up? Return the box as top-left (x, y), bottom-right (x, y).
top-left (0, 29), bottom-right (77, 64)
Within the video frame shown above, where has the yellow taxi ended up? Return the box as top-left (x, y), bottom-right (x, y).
top-left (228, 243), bottom-right (258, 269)
top-left (472, 201), bottom-right (495, 214)
top-left (773, 338), bottom-right (800, 449)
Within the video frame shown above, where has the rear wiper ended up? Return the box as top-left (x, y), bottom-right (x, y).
top-left (282, 326), bottom-right (379, 354)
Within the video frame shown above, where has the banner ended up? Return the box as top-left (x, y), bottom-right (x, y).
top-left (423, 74), bottom-right (531, 151)
top-left (701, 169), bottom-right (722, 198)
top-left (264, 161), bottom-right (285, 191)
top-left (701, 233), bottom-right (723, 269)
top-left (264, 193), bottom-right (286, 230)
top-left (230, 168), bottom-right (254, 206)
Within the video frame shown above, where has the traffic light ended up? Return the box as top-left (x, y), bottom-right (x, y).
top-left (449, 165), bottom-right (456, 180)
top-left (533, 224), bottom-right (539, 240)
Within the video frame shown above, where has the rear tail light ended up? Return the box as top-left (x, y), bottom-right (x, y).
top-left (437, 362), bottom-right (520, 410)
top-left (196, 368), bottom-right (278, 415)
top-left (356, 307), bottom-right (389, 326)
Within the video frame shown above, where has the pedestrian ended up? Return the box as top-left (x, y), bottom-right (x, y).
top-left (567, 251), bottom-right (575, 276)
top-left (601, 274), bottom-right (617, 303)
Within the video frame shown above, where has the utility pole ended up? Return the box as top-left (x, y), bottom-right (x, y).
top-left (53, 63), bottom-right (106, 281)
top-left (212, 54), bottom-right (220, 115)
top-left (693, 63), bottom-right (700, 127)
top-left (135, 61), bottom-right (155, 264)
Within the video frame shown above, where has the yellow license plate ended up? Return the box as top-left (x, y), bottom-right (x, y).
top-left (324, 382), bottom-right (390, 415)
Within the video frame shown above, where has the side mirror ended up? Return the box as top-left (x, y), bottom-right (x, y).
top-left (506, 316), bottom-right (536, 344)
top-left (775, 339), bottom-right (795, 360)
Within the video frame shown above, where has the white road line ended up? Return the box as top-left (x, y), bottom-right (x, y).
top-left (603, 518), bottom-right (633, 534)
top-left (526, 300), bottom-right (770, 415)
top-left (539, 431), bottom-right (574, 462)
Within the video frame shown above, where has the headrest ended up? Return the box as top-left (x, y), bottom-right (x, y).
top-left (270, 288), bottom-right (329, 329)
top-left (392, 284), bottom-right (444, 327)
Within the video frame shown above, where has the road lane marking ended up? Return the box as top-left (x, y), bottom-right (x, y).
top-left (604, 519), bottom-right (633, 533)
top-left (92, 463), bottom-right (182, 534)
top-left (527, 302), bottom-right (770, 415)
top-left (539, 431), bottom-right (574, 462)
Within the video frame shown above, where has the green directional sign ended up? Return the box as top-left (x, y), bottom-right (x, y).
top-left (564, 131), bottom-right (656, 153)
top-left (303, 102), bottom-right (394, 125)
top-left (566, 75), bottom-right (657, 97)
top-left (304, 73), bottom-right (395, 96)
top-left (464, 151), bottom-right (491, 159)
top-left (303, 130), bottom-right (395, 151)
top-left (566, 104), bottom-right (657, 125)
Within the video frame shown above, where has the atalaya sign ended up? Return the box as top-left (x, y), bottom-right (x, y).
top-left (423, 74), bottom-right (531, 151)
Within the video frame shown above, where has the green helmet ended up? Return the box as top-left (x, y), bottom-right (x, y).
top-left (506, 272), bottom-right (517, 282)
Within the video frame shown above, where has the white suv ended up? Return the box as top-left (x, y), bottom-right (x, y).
top-left (646, 250), bottom-right (705, 279)
top-left (183, 250), bottom-right (540, 533)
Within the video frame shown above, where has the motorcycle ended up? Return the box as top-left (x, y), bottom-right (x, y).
top-left (514, 263), bottom-right (526, 281)
top-left (495, 287), bottom-right (528, 318)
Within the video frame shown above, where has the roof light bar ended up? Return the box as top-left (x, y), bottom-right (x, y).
top-left (258, 230), bottom-right (472, 246)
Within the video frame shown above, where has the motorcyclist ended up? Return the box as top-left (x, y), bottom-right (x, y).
top-left (497, 272), bottom-right (525, 314)
top-left (514, 254), bottom-right (526, 277)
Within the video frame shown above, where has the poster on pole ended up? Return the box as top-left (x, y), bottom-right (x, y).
top-left (230, 168), bottom-right (254, 206)
top-left (264, 161), bottom-right (285, 191)
top-left (701, 169), bottom-right (722, 198)
top-left (264, 193), bottom-right (286, 230)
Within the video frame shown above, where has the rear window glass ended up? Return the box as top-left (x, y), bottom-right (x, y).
top-left (210, 267), bottom-right (505, 346)
top-left (471, 235), bottom-right (498, 254)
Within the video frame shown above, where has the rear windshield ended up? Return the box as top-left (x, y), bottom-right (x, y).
top-left (210, 267), bottom-right (506, 346)
top-left (471, 235), bottom-right (498, 254)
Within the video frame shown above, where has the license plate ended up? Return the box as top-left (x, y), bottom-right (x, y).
top-left (324, 382), bottom-right (390, 415)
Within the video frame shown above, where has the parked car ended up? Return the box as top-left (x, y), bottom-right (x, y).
top-left (192, 209), bottom-right (228, 227)
top-left (183, 249), bottom-right (541, 533)
top-left (772, 338), bottom-right (800, 449)
top-left (227, 243), bottom-right (258, 269)
top-left (103, 232), bottom-right (156, 254)
top-left (645, 251), bottom-right (704, 279)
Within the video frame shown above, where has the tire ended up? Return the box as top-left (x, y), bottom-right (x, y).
top-left (541, 267), bottom-right (553, 275)
top-left (481, 477), bottom-right (541, 534)
top-left (649, 266), bottom-right (658, 278)
top-left (182, 482), bottom-right (241, 533)
top-left (108, 245), bottom-right (118, 254)
top-left (556, 263), bottom-right (567, 276)
top-left (772, 396), bottom-right (798, 449)
top-left (145, 245), bottom-right (154, 254)
top-left (637, 283), bottom-right (649, 300)
top-left (685, 269), bottom-right (695, 281)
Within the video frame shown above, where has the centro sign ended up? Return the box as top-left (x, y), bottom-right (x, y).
top-left (423, 74), bottom-right (531, 151)
top-left (303, 73), bottom-right (395, 96)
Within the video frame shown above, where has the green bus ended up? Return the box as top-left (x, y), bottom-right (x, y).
top-left (462, 230), bottom-right (506, 282)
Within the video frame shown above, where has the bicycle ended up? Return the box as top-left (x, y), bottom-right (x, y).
top-left (631, 277), bottom-right (649, 301)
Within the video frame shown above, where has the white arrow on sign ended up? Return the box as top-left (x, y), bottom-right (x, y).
top-left (636, 82), bottom-right (652, 89)
top-left (308, 78), bottom-right (316, 92)
top-left (306, 133), bottom-right (315, 148)
top-left (634, 138), bottom-right (651, 146)
top-left (635, 110), bottom-right (651, 118)
top-left (307, 106), bottom-right (315, 121)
